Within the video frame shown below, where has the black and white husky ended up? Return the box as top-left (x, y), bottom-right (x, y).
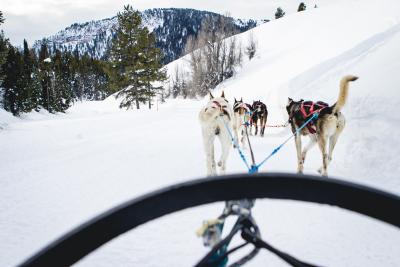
top-left (286, 75), bottom-right (358, 176)
top-left (199, 91), bottom-right (233, 176)
top-left (251, 100), bottom-right (268, 137)
top-left (233, 98), bottom-right (252, 148)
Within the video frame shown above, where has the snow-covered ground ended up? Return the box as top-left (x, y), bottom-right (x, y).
top-left (1, 0), bottom-right (400, 266)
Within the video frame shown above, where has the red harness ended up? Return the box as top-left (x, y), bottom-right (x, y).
top-left (212, 101), bottom-right (222, 110)
top-left (239, 103), bottom-right (250, 112)
top-left (299, 101), bottom-right (329, 134)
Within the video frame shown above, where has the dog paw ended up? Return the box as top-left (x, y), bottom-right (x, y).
top-left (317, 168), bottom-right (328, 176)
top-left (217, 161), bottom-right (222, 167)
top-left (297, 165), bottom-right (304, 174)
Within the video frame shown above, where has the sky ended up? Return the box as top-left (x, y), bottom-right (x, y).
top-left (0, 0), bottom-right (319, 45)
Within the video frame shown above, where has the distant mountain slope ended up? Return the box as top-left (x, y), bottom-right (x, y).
top-left (33, 8), bottom-right (266, 64)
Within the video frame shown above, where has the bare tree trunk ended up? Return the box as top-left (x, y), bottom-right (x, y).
top-left (148, 94), bottom-right (152, 109)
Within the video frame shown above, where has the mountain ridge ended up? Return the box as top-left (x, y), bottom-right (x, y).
top-left (33, 8), bottom-right (267, 64)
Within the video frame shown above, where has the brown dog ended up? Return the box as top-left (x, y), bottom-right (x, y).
top-left (286, 75), bottom-right (358, 176)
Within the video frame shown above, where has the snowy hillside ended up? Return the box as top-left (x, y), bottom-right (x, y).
top-left (33, 8), bottom-right (263, 64)
top-left (1, 0), bottom-right (400, 267)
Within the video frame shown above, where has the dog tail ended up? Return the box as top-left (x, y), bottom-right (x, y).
top-left (332, 75), bottom-right (358, 113)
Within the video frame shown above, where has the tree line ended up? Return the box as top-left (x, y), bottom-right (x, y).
top-left (0, 6), bottom-right (166, 116)
top-left (0, 3), bottom-right (314, 115)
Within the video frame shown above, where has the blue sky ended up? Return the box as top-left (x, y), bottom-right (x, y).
top-left (0, 0), bottom-right (318, 45)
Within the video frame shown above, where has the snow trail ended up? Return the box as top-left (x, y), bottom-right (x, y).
top-left (2, 0), bottom-right (400, 266)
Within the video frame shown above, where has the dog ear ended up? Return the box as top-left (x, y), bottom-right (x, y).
top-left (288, 97), bottom-right (293, 102)
top-left (234, 97), bottom-right (237, 103)
top-left (209, 92), bottom-right (214, 100)
top-left (221, 91), bottom-right (225, 98)
top-left (240, 97), bottom-right (243, 102)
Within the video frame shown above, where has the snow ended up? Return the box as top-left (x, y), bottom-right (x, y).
top-left (1, 0), bottom-right (400, 266)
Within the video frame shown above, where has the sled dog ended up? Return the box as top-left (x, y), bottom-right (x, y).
top-left (251, 100), bottom-right (268, 137)
top-left (286, 75), bottom-right (358, 176)
top-left (233, 98), bottom-right (252, 148)
top-left (199, 91), bottom-right (233, 176)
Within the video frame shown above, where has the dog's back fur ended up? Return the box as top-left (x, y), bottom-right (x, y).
top-left (199, 91), bottom-right (233, 176)
top-left (286, 75), bottom-right (358, 176)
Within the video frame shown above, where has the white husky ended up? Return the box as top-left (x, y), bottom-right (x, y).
top-left (199, 91), bottom-right (233, 176)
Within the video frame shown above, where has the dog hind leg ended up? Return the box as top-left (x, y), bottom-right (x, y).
top-left (260, 117), bottom-right (266, 137)
top-left (302, 135), bottom-right (317, 164)
top-left (328, 120), bottom-right (345, 162)
top-left (232, 116), bottom-right (239, 148)
top-left (218, 131), bottom-right (231, 174)
top-left (203, 131), bottom-right (217, 176)
top-left (295, 132), bottom-right (304, 173)
top-left (317, 135), bottom-right (329, 176)
top-left (328, 134), bottom-right (338, 163)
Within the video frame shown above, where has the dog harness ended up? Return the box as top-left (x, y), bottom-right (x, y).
top-left (212, 101), bottom-right (222, 110)
top-left (299, 101), bottom-right (329, 134)
top-left (212, 100), bottom-right (231, 120)
top-left (234, 103), bottom-right (252, 126)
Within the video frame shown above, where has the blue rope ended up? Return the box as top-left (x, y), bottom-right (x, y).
top-left (249, 165), bottom-right (259, 174)
top-left (255, 113), bottom-right (319, 170)
top-left (218, 112), bottom-right (319, 174)
top-left (219, 115), bottom-right (251, 171)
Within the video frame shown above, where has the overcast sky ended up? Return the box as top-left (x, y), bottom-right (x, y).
top-left (1, 0), bottom-right (319, 45)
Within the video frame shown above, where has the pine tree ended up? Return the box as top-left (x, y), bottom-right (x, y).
top-left (138, 31), bottom-right (166, 109)
top-left (275, 7), bottom-right (286, 19)
top-left (60, 51), bottom-right (75, 106)
top-left (27, 64), bottom-right (42, 111)
top-left (109, 5), bottom-right (166, 109)
top-left (0, 11), bottom-right (9, 88)
top-left (91, 59), bottom-right (110, 100)
top-left (38, 43), bottom-right (54, 112)
top-left (53, 49), bottom-right (72, 112)
top-left (0, 11), bottom-right (4, 24)
top-left (71, 50), bottom-right (84, 100)
top-left (2, 46), bottom-right (24, 115)
top-left (109, 5), bottom-right (144, 109)
top-left (298, 3), bottom-right (307, 12)
top-left (22, 40), bottom-right (42, 111)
